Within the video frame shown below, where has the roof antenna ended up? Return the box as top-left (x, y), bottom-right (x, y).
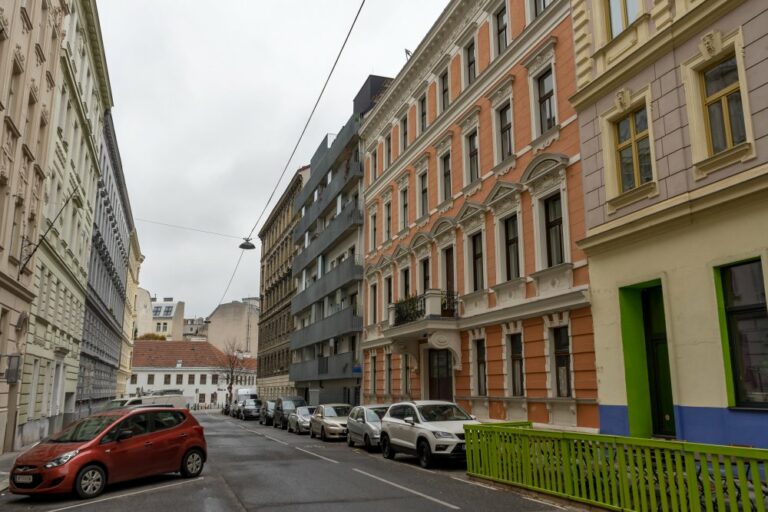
top-left (405, 49), bottom-right (412, 61)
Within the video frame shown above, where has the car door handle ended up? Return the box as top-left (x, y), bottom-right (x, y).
top-left (179, 433), bottom-right (188, 438)
top-left (144, 442), bottom-right (153, 447)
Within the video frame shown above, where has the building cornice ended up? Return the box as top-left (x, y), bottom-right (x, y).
top-left (81, 0), bottom-right (114, 108)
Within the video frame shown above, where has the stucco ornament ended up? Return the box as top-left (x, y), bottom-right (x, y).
top-left (614, 88), bottom-right (632, 113)
top-left (699, 31), bottom-right (723, 60)
top-left (427, 329), bottom-right (462, 370)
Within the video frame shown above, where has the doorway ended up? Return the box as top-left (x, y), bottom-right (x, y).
top-left (428, 349), bottom-right (453, 401)
top-left (641, 286), bottom-right (676, 437)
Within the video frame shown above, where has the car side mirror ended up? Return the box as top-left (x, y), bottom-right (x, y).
top-left (117, 429), bottom-right (134, 441)
top-left (404, 416), bottom-right (415, 426)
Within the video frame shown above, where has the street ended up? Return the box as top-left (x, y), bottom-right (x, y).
top-left (0, 411), bottom-right (567, 512)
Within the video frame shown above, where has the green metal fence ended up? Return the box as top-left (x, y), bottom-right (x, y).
top-left (464, 423), bottom-right (768, 512)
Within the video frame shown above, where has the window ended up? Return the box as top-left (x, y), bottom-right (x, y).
top-left (440, 71), bottom-right (450, 112)
top-left (496, 7), bottom-right (508, 53)
top-left (385, 276), bottom-right (393, 304)
top-left (499, 103), bottom-right (513, 160)
top-left (130, 374), bottom-right (137, 385)
top-left (535, 0), bottom-right (554, 16)
top-left (419, 95), bottom-right (427, 133)
top-left (370, 354), bottom-right (377, 394)
top-left (421, 258), bottom-right (430, 292)
top-left (162, 322), bottom-right (168, 332)
top-left (466, 41), bottom-right (476, 85)
top-left (200, 374), bottom-right (207, 385)
top-left (475, 339), bottom-right (487, 396)
top-left (164, 374), bottom-right (171, 385)
top-left (702, 56), bottom-right (746, 155)
top-left (153, 411), bottom-right (184, 431)
top-left (188, 374), bottom-right (195, 385)
top-left (721, 260), bottom-right (768, 407)
top-left (401, 116), bottom-right (408, 151)
top-left (385, 134), bottom-right (392, 167)
top-left (370, 212), bottom-right (377, 250)
top-left (504, 215), bottom-right (520, 280)
top-left (176, 374), bottom-right (183, 385)
top-left (403, 355), bottom-right (411, 394)
top-left (371, 149), bottom-right (378, 177)
top-left (212, 374), bottom-right (218, 385)
top-left (384, 202), bottom-right (391, 241)
top-left (509, 334), bottom-right (524, 397)
top-left (441, 153), bottom-right (452, 202)
top-left (370, 284), bottom-right (377, 324)
top-left (615, 107), bottom-right (652, 192)
top-left (419, 173), bottom-right (428, 217)
top-left (152, 306), bottom-right (161, 316)
top-left (467, 131), bottom-right (479, 183)
top-left (544, 194), bottom-right (564, 267)
top-left (148, 374), bottom-right (155, 385)
top-left (386, 353), bottom-right (392, 394)
top-left (199, 394), bottom-right (206, 404)
top-left (553, 326), bottom-right (571, 397)
top-left (156, 322), bottom-right (161, 332)
top-left (607, 0), bottom-right (639, 39)
top-left (471, 232), bottom-right (484, 291)
top-left (400, 188), bottom-right (409, 230)
top-left (402, 268), bottom-right (411, 298)
top-left (538, 69), bottom-right (556, 133)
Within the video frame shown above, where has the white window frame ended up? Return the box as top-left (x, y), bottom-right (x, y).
top-left (501, 322), bottom-right (525, 397)
top-left (467, 328), bottom-right (487, 397)
top-left (462, 221), bottom-right (487, 293)
top-left (489, 78), bottom-right (515, 167)
top-left (543, 313), bottom-right (573, 399)
top-left (486, 0), bottom-right (509, 61)
top-left (400, 265), bottom-right (412, 299)
top-left (456, 22), bottom-right (479, 92)
top-left (459, 107), bottom-right (481, 188)
top-left (525, 38), bottom-right (558, 139)
top-left (368, 204), bottom-right (378, 253)
top-left (417, 93), bottom-right (428, 136)
top-left (417, 170), bottom-right (429, 219)
top-left (418, 256), bottom-right (431, 293)
top-left (398, 179), bottom-right (409, 232)
top-left (369, 282), bottom-right (378, 325)
top-left (439, 68), bottom-right (451, 114)
top-left (383, 201), bottom-right (391, 241)
top-left (495, 208), bottom-right (524, 283)
top-left (526, 161), bottom-right (570, 271)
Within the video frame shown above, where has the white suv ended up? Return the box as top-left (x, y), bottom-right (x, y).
top-left (380, 400), bottom-right (479, 468)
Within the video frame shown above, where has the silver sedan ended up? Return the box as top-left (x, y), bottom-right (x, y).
top-left (288, 406), bottom-right (316, 434)
top-left (346, 404), bottom-right (389, 451)
top-left (309, 404), bottom-right (352, 441)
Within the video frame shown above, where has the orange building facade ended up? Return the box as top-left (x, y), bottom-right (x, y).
top-left (359, 0), bottom-right (597, 429)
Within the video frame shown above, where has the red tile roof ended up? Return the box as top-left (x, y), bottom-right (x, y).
top-left (132, 340), bottom-right (257, 370)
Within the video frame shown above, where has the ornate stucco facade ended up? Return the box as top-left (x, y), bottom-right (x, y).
top-left (0, 0), bottom-right (68, 453)
top-left (361, 0), bottom-right (597, 428)
top-left (572, 0), bottom-right (768, 446)
top-left (257, 166), bottom-right (308, 400)
top-left (17, 0), bottom-right (111, 448)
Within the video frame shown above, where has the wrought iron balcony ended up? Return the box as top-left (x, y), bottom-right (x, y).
top-left (390, 290), bottom-right (459, 327)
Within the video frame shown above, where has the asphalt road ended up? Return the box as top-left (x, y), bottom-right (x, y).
top-left (0, 411), bottom-right (570, 512)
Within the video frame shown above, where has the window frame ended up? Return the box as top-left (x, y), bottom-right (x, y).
top-left (440, 70), bottom-right (450, 113)
top-left (385, 134), bottom-right (392, 168)
top-left (467, 130), bottom-right (479, 184)
top-left (614, 106), bottom-right (652, 193)
top-left (474, 338), bottom-right (487, 397)
top-left (420, 257), bottom-right (431, 293)
top-left (471, 231), bottom-right (484, 292)
top-left (606, 0), bottom-right (640, 40)
top-left (465, 40), bottom-right (477, 86)
top-left (400, 187), bottom-right (409, 231)
top-left (495, 6), bottom-right (508, 56)
top-left (537, 69), bottom-right (556, 135)
top-left (508, 333), bottom-right (525, 397)
top-left (440, 152), bottom-right (452, 203)
top-left (401, 115), bottom-right (408, 152)
top-left (369, 283), bottom-right (378, 325)
top-left (503, 214), bottom-right (520, 281)
top-left (551, 326), bottom-right (572, 398)
top-left (498, 102), bottom-right (513, 161)
top-left (418, 171), bottom-right (428, 218)
top-left (384, 202), bottom-right (391, 241)
top-left (701, 55), bottom-right (747, 156)
top-left (544, 193), bottom-right (564, 268)
top-left (419, 94), bottom-right (428, 134)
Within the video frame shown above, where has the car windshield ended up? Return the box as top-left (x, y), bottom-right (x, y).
top-left (282, 400), bottom-right (295, 409)
top-left (366, 408), bottom-right (387, 422)
top-left (245, 400), bottom-right (259, 407)
top-left (417, 404), bottom-right (472, 422)
top-left (48, 415), bottom-right (118, 443)
top-left (298, 406), bottom-right (315, 417)
top-left (103, 400), bottom-right (128, 410)
top-left (324, 406), bottom-right (351, 417)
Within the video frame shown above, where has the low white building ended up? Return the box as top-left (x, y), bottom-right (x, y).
top-left (130, 340), bottom-right (258, 406)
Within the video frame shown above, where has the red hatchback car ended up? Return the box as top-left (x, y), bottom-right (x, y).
top-left (10, 407), bottom-right (207, 499)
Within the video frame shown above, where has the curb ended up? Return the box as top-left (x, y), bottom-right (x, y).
top-left (0, 476), bottom-right (8, 493)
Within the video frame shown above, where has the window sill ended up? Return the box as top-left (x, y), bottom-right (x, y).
top-left (606, 180), bottom-right (658, 214)
top-left (593, 13), bottom-right (651, 66)
top-left (460, 289), bottom-right (488, 316)
top-left (530, 262), bottom-right (573, 296)
top-left (492, 276), bottom-right (526, 308)
top-left (530, 124), bottom-right (560, 154)
top-left (694, 142), bottom-right (753, 179)
top-left (492, 154), bottom-right (517, 176)
top-left (462, 179), bottom-right (482, 197)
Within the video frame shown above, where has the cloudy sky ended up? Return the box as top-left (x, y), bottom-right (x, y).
top-left (98, 0), bottom-right (449, 318)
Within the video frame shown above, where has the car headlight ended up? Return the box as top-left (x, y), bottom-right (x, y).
top-left (44, 449), bottom-right (80, 468)
top-left (432, 431), bottom-right (455, 439)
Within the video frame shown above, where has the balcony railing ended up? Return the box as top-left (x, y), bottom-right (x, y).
top-left (292, 201), bottom-right (362, 276)
top-left (290, 305), bottom-right (362, 351)
top-left (291, 255), bottom-right (363, 315)
top-left (289, 351), bottom-right (356, 382)
top-left (389, 290), bottom-right (459, 327)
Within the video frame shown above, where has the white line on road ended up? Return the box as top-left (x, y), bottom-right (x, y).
top-left (353, 468), bottom-right (460, 510)
top-left (264, 435), bottom-right (289, 446)
top-left (450, 476), bottom-right (497, 491)
top-left (46, 477), bottom-right (203, 512)
top-left (295, 446), bottom-right (339, 463)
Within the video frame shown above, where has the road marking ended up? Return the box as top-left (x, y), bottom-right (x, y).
top-left (353, 468), bottom-right (460, 510)
top-left (47, 477), bottom-right (203, 512)
top-left (295, 446), bottom-right (339, 464)
top-left (450, 476), bottom-right (497, 491)
top-left (264, 435), bottom-right (289, 446)
top-left (518, 494), bottom-right (566, 510)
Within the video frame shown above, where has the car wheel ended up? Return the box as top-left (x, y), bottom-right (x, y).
top-left (320, 427), bottom-right (327, 441)
top-left (381, 434), bottom-right (395, 459)
top-left (347, 434), bottom-right (355, 447)
top-left (364, 435), bottom-right (373, 452)
top-left (417, 440), bottom-right (433, 469)
top-left (74, 464), bottom-right (106, 499)
top-left (180, 448), bottom-right (205, 478)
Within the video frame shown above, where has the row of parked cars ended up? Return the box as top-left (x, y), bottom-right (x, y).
top-left (229, 396), bottom-right (479, 469)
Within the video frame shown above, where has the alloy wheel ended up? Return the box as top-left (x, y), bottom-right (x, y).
top-left (80, 469), bottom-right (103, 496)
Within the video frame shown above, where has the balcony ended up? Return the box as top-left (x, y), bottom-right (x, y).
top-left (290, 305), bottom-right (362, 351)
top-left (289, 351), bottom-right (356, 383)
top-left (291, 255), bottom-right (363, 315)
top-left (293, 160), bottom-right (362, 243)
top-left (292, 201), bottom-right (362, 276)
top-left (392, 291), bottom-right (458, 326)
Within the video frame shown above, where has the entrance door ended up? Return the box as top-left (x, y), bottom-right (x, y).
top-left (444, 247), bottom-right (455, 293)
top-left (428, 349), bottom-right (453, 401)
top-left (641, 286), bottom-right (676, 437)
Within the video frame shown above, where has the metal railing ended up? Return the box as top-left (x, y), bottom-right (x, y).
top-left (441, 291), bottom-right (459, 318)
top-left (464, 423), bottom-right (768, 512)
top-left (394, 295), bottom-right (425, 326)
top-left (291, 255), bottom-right (363, 315)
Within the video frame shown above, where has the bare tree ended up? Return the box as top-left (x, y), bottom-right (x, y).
top-left (217, 339), bottom-right (246, 406)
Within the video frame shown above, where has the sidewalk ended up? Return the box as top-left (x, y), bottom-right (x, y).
top-left (0, 449), bottom-right (20, 493)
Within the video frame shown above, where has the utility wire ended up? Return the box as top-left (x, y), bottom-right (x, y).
top-left (217, 0), bottom-right (366, 305)
top-left (136, 218), bottom-right (242, 240)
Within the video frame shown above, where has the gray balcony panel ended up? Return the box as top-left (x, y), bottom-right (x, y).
top-left (292, 202), bottom-right (362, 276)
top-left (289, 351), bottom-right (355, 383)
top-left (291, 256), bottom-right (363, 315)
top-left (290, 307), bottom-right (362, 350)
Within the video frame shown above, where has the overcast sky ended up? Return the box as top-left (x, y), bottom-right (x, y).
top-left (97, 0), bottom-right (449, 318)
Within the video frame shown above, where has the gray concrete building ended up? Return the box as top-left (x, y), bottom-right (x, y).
top-left (77, 110), bottom-right (131, 417)
top-left (290, 76), bottom-right (390, 405)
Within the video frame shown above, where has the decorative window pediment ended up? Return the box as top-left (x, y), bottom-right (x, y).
top-left (459, 106), bottom-right (481, 134)
top-left (414, 153), bottom-right (429, 175)
top-left (392, 245), bottom-right (411, 268)
top-left (486, 181), bottom-right (523, 215)
top-left (435, 131), bottom-right (453, 155)
top-left (430, 218), bottom-right (456, 247)
top-left (456, 201), bottom-right (487, 231)
top-left (381, 186), bottom-right (392, 203)
top-left (410, 232), bottom-right (433, 259)
top-left (521, 153), bottom-right (568, 195)
top-left (490, 76), bottom-right (514, 108)
top-left (431, 54), bottom-right (451, 76)
top-left (396, 170), bottom-right (410, 190)
top-left (523, 36), bottom-right (557, 77)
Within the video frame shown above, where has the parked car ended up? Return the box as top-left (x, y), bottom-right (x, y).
top-left (309, 404), bottom-right (352, 441)
top-left (259, 400), bottom-right (276, 426)
top-left (346, 404), bottom-right (389, 451)
top-left (230, 400), bottom-right (245, 418)
top-left (9, 407), bottom-right (206, 499)
top-left (104, 395), bottom-right (190, 410)
top-left (239, 399), bottom-right (262, 420)
top-left (380, 400), bottom-right (478, 468)
top-left (287, 406), bottom-right (316, 434)
top-left (222, 402), bottom-right (231, 415)
top-left (273, 396), bottom-right (306, 430)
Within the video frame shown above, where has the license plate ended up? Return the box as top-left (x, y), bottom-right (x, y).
top-left (14, 475), bottom-right (33, 483)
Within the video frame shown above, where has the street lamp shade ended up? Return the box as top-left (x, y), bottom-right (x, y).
top-left (239, 238), bottom-right (256, 250)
